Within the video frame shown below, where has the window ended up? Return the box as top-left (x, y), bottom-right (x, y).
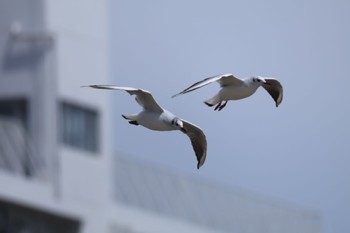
top-left (60, 102), bottom-right (99, 152)
top-left (0, 200), bottom-right (80, 233)
top-left (0, 99), bottom-right (28, 129)
top-left (0, 98), bottom-right (44, 178)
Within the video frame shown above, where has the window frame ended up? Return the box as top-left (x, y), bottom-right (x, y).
top-left (59, 101), bottom-right (100, 153)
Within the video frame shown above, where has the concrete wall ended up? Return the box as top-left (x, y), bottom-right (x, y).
top-left (0, 0), bottom-right (113, 232)
top-left (43, 0), bottom-right (113, 208)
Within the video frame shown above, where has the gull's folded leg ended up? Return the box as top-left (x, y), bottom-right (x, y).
top-left (218, 101), bottom-right (227, 111)
top-left (214, 102), bottom-right (222, 111)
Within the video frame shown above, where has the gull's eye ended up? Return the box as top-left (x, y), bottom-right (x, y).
top-left (172, 118), bottom-right (180, 126)
top-left (257, 79), bottom-right (261, 82)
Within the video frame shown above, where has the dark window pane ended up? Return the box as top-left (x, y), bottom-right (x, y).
top-left (0, 99), bottom-right (27, 129)
top-left (0, 99), bottom-right (40, 178)
top-left (0, 200), bottom-right (80, 233)
top-left (60, 102), bottom-right (98, 153)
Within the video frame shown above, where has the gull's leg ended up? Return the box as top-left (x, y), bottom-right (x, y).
top-left (214, 102), bottom-right (222, 111)
top-left (218, 101), bottom-right (227, 111)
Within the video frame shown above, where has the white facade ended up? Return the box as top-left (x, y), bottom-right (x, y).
top-left (0, 1), bottom-right (321, 233)
top-left (0, 0), bottom-right (113, 232)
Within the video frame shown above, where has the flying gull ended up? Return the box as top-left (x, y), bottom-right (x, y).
top-left (83, 85), bottom-right (207, 169)
top-left (172, 74), bottom-right (283, 111)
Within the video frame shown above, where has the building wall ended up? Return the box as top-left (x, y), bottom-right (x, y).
top-left (43, 0), bottom-right (113, 209)
top-left (0, 0), bottom-right (49, 180)
top-left (0, 0), bottom-right (113, 232)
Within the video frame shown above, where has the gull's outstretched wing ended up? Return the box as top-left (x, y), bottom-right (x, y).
top-left (83, 85), bottom-right (163, 112)
top-left (262, 79), bottom-right (283, 107)
top-left (181, 120), bottom-right (207, 169)
top-left (172, 74), bottom-right (243, 98)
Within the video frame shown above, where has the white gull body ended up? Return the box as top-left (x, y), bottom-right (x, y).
top-left (173, 73), bottom-right (283, 111)
top-left (83, 85), bottom-right (207, 169)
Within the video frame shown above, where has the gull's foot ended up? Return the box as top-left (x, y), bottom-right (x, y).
top-left (214, 102), bottom-right (221, 111)
top-left (218, 101), bottom-right (227, 111)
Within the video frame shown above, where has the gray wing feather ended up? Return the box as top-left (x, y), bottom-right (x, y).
top-left (262, 79), bottom-right (283, 107)
top-left (181, 120), bottom-right (207, 169)
top-left (172, 74), bottom-right (243, 98)
top-left (82, 85), bottom-right (164, 112)
top-left (218, 74), bottom-right (244, 86)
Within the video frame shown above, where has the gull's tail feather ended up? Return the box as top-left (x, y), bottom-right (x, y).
top-left (121, 114), bottom-right (137, 121)
top-left (122, 114), bottom-right (139, 126)
top-left (204, 95), bottom-right (221, 107)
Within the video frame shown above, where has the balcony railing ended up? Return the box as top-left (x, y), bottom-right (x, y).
top-left (0, 117), bottom-right (45, 179)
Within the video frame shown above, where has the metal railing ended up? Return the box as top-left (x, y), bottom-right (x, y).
top-left (0, 117), bottom-right (45, 179)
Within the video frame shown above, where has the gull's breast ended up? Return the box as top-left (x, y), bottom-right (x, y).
top-left (138, 111), bottom-right (175, 131)
top-left (220, 85), bottom-right (258, 100)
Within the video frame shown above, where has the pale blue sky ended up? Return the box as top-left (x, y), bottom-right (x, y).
top-left (110, 1), bottom-right (350, 232)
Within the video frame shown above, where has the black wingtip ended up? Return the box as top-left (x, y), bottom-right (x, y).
top-left (81, 85), bottom-right (100, 89)
top-left (171, 92), bottom-right (184, 98)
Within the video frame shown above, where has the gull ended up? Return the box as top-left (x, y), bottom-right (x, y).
top-left (172, 74), bottom-right (283, 111)
top-left (83, 85), bottom-right (207, 169)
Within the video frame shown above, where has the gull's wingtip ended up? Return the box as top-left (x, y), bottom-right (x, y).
top-left (197, 160), bottom-right (205, 169)
top-left (171, 93), bottom-right (181, 98)
top-left (197, 155), bottom-right (206, 169)
top-left (275, 98), bottom-right (282, 107)
top-left (81, 85), bottom-right (96, 88)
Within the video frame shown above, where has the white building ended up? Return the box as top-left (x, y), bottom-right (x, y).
top-left (0, 1), bottom-right (321, 233)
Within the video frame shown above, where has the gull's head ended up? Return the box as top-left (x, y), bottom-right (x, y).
top-left (171, 117), bottom-right (183, 129)
top-left (251, 76), bottom-right (266, 85)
